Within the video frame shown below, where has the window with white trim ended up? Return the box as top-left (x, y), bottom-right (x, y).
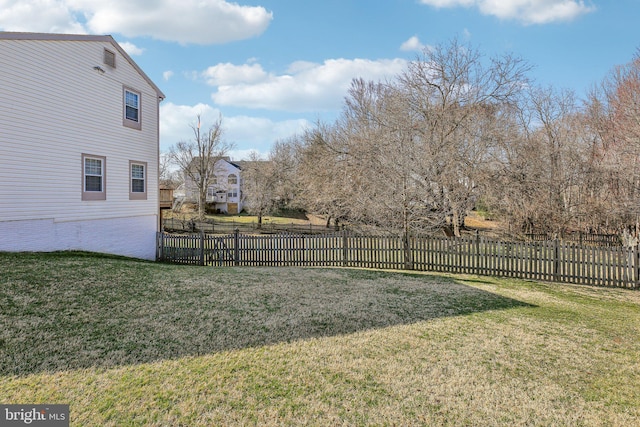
top-left (129, 161), bottom-right (147, 200)
top-left (82, 154), bottom-right (106, 201)
top-left (228, 174), bottom-right (237, 185)
top-left (123, 87), bottom-right (141, 130)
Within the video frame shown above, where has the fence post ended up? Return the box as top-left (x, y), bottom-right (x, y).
top-left (553, 239), bottom-right (560, 282)
top-left (403, 231), bottom-right (413, 270)
top-left (156, 232), bottom-right (162, 261)
top-left (475, 230), bottom-right (480, 274)
top-left (199, 230), bottom-right (205, 266)
top-left (342, 229), bottom-right (348, 267)
top-left (234, 228), bottom-right (240, 266)
top-left (634, 244), bottom-right (640, 289)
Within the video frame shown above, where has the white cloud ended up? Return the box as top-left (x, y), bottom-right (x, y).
top-left (159, 102), bottom-right (311, 153)
top-left (286, 61), bottom-right (319, 74)
top-left (202, 63), bottom-right (268, 86)
top-left (401, 36), bottom-right (426, 52)
top-left (82, 0), bottom-right (273, 44)
top-left (419, 0), bottom-right (595, 24)
top-left (207, 58), bottom-right (408, 112)
top-left (159, 102), bottom-right (219, 149)
top-left (224, 115), bottom-right (311, 147)
top-left (0, 0), bottom-right (85, 33)
top-left (0, 0), bottom-right (272, 45)
top-left (163, 71), bottom-right (174, 81)
top-left (118, 41), bottom-right (144, 56)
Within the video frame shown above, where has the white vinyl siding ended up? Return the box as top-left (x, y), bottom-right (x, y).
top-left (0, 37), bottom-right (160, 224)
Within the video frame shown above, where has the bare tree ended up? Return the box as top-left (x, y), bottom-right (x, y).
top-left (323, 39), bottom-right (530, 237)
top-left (159, 151), bottom-right (182, 189)
top-left (339, 79), bottom-right (431, 236)
top-left (582, 51), bottom-right (640, 233)
top-left (168, 114), bottom-right (233, 219)
top-left (269, 138), bottom-right (300, 210)
top-left (397, 38), bottom-right (530, 236)
top-left (241, 151), bottom-right (277, 227)
top-left (295, 124), bottom-right (349, 228)
top-left (241, 138), bottom-right (300, 227)
top-left (508, 86), bottom-right (584, 234)
top-left (292, 42), bottom-right (640, 239)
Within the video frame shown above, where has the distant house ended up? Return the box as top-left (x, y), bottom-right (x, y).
top-left (184, 157), bottom-right (244, 214)
top-left (0, 33), bottom-right (165, 260)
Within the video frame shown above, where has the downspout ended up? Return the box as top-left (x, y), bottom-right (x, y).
top-left (156, 94), bottom-right (164, 237)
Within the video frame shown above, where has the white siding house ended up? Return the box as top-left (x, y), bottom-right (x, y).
top-left (0, 33), bottom-right (165, 260)
top-left (184, 158), bottom-right (244, 214)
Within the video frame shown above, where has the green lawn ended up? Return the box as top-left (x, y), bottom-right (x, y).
top-left (1, 251), bottom-right (639, 426)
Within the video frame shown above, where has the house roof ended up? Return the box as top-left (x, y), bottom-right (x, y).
top-left (215, 156), bottom-right (244, 170)
top-left (0, 32), bottom-right (165, 100)
top-left (226, 160), bottom-right (243, 170)
top-left (185, 156), bottom-right (242, 172)
top-left (232, 160), bottom-right (265, 170)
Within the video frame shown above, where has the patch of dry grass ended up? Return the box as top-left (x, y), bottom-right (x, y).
top-left (1, 252), bottom-right (639, 426)
top-left (165, 210), bottom-right (314, 226)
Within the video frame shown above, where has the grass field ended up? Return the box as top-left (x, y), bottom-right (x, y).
top-left (165, 209), bottom-right (324, 226)
top-left (1, 251), bottom-right (639, 426)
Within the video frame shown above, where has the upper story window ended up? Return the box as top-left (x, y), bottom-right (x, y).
top-left (82, 154), bottom-right (106, 201)
top-left (123, 87), bottom-right (141, 130)
top-left (125, 90), bottom-right (139, 121)
top-left (129, 161), bottom-right (147, 200)
top-left (228, 174), bottom-right (238, 185)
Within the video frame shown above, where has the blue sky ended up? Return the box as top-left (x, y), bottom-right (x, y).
top-left (1, 0), bottom-right (637, 158)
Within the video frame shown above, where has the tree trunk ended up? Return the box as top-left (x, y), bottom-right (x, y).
top-left (452, 209), bottom-right (462, 237)
top-left (198, 187), bottom-right (207, 220)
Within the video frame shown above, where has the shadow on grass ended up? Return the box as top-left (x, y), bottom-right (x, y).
top-left (0, 251), bottom-right (535, 377)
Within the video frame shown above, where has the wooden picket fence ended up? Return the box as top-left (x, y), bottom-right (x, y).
top-left (156, 231), bottom-right (640, 289)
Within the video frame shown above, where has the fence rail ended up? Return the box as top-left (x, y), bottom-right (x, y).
top-left (525, 232), bottom-right (621, 247)
top-left (156, 231), bottom-right (640, 289)
top-left (162, 217), bottom-right (337, 235)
